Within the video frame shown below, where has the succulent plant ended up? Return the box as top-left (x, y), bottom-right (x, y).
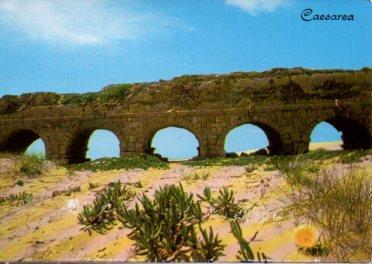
top-left (117, 184), bottom-right (224, 261)
top-left (78, 181), bottom-right (134, 234)
top-left (0, 192), bottom-right (33, 206)
top-left (230, 220), bottom-right (268, 262)
top-left (198, 186), bottom-right (244, 219)
top-left (190, 226), bottom-right (225, 262)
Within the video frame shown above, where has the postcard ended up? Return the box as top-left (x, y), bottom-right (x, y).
top-left (0, 0), bottom-right (370, 262)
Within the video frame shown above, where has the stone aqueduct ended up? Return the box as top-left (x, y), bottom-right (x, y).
top-left (0, 68), bottom-right (371, 164)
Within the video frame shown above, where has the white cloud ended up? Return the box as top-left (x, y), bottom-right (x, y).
top-left (0, 0), bottom-right (153, 46)
top-left (225, 0), bottom-right (288, 15)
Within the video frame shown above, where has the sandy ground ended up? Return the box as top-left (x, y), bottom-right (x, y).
top-left (238, 141), bottom-right (343, 156)
top-left (0, 151), bottom-right (370, 262)
top-left (309, 141), bottom-right (343, 151)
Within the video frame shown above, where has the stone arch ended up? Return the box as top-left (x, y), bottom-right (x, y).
top-left (308, 117), bottom-right (370, 150)
top-left (223, 121), bottom-right (283, 155)
top-left (0, 129), bottom-right (47, 154)
top-left (146, 125), bottom-right (201, 160)
top-left (65, 128), bottom-right (122, 164)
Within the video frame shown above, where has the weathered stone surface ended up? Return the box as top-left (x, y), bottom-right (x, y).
top-left (0, 68), bottom-right (370, 164)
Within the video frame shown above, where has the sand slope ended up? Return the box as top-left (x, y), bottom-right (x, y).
top-left (0, 152), bottom-right (370, 262)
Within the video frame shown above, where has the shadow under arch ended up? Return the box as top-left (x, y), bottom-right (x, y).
top-left (66, 128), bottom-right (121, 164)
top-left (147, 126), bottom-right (201, 161)
top-left (0, 129), bottom-right (45, 154)
top-left (224, 122), bottom-right (283, 155)
top-left (311, 117), bottom-right (371, 150)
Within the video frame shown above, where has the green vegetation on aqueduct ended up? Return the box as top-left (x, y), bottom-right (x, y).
top-left (0, 67), bottom-right (371, 114)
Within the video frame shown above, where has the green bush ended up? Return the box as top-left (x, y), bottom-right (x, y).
top-left (338, 150), bottom-right (367, 164)
top-left (183, 155), bottom-right (268, 167)
top-left (198, 187), bottom-right (244, 219)
top-left (116, 184), bottom-right (225, 261)
top-left (99, 84), bottom-right (132, 103)
top-left (18, 154), bottom-right (44, 175)
top-left (182, 172), bottom-right (210, 182)
top-left (268, 155), bottom-right (315, 186)
top-left (61, 84), bottom-right (132, 105)
top-left (78, 181), bottom-right (135, 234)
top-left (78, 184), bottom-right (275, 261)
top-left (71, 154), bottom-right (169, 172)
top-left (184, 149), bottom-right (371, 168)
top-left (191, 226), bottom-right (225, 262)
top-left (0, 192), bottom-right (33, 206)
top-left (78, 193), bottom-right (117, 234)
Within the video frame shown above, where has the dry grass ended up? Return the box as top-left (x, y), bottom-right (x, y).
top-left (283, 167), bottom-right (372, 261)
top-left (17, 154), bottom-right (44, 175)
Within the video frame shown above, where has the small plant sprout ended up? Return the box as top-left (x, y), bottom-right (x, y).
top-left (52, 185), bottom-right (81, 197)
top-left (0, 192), bottom-right (33, 206)
top-left (15, 179), bottom-right (24, 186)
top-left (245, 165), bottom-right (256, 173)
top-left (183, 172), bottom-right (211, 182)
top-left (88, 182), bottom-right (100, 190)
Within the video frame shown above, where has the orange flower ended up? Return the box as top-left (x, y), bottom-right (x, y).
top-left (294, 225), bottom-right (317, 248)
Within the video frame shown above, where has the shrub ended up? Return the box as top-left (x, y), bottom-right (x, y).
top-left (15, 179), bottom-right (24, 186)
top-left (133, 181), bottom-right (143, 188)
top-left (52, 185), bottom-right (81, 197)
top-left (117, 184), bottom-right (225, 261)
top-left (198, 187), bottom-right (244, 220)
top-left (18, 154), bottom-right (44, 175)
top-left (338, 150), bottom-right (366, 164)
top-left (71, 154), bottom-right (169, 172)
top-left (183, 155), bottom-right (268, 167)
top-left (182, 172), bottom-right (210, 182)
top-left (230, 220), bottom-right (268, 262)
top-left (88, 182), bottom-right (100, 190)
top-left (183, 149), bottom-right (371, 168)
top-left (245, 165), bottom-right (257, 173)
top-left (283, 168), bottom-right (371, 261)
top-left (99, 84), bottom-right (132, 103)
top-left (0, 192), bottom-right (33, 206)
top-left (78, 181), bottom-right (135, 234)
top-left (268, 155), bottom-right (315, 186)
top-left (78, 193), bottom-right (117, 234)
top-left (191, 226), bottom-right (225, 262)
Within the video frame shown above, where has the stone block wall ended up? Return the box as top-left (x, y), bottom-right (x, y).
top-left (0, 69), bottom-right (371, 164)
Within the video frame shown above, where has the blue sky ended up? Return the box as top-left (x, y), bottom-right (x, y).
top-left (0, 0), bottom-right (370, 97)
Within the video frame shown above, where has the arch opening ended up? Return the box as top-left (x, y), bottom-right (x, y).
top-left (26, 139), bottom-right (46, 158)
top-left (310, 118), bottom-right (370, 151)
top-left (309, 121), bottom-right (342, 151)
top-left (149, 127), bottom-right (200, 161)
top-left (0, 129), bottom-right (45, 157)
top-left (66, 129), bottom-right (120, 164)
top-left (86, 130), bottom-right (120, 160)
top-left (224, 123), bottom-right (282, 156)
